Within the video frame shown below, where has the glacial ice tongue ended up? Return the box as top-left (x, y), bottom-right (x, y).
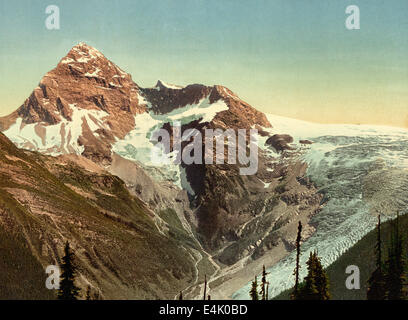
top-left (233, 114), bottom-right (408, 300)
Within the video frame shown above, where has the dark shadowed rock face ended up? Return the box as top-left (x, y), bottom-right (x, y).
top-left (142, 82), bottom-right (271, 129)
top-left (266, 134), bottom-right (294, 152)
top-left (142, 83), bottom-right (212, 114)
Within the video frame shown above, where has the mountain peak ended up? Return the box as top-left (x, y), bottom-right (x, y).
top-left (52, 42), bottom-right (134, 85)
top-left (73, 42), bottom-right (103, 56)
top-left (75, 41), bottom-right (93, 48)
top-left (0, 42), bottom-right (146, 159)
top-left (59, 42), bottom-right (106, 66)
top-left (155, 80), bottom-right (185, 90)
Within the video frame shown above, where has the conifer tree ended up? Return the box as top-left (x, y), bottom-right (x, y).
top-left (291, 221), bottom-right (302, 299)
top-left (312, 251), bottom-right (330, 300)
top-left (298, 252), bottom-right (319, 300)
top-left (249, 276), bottom-right (259, 300)
top-left (367, 215), bottom-right (386, 300)
top-left (385, 214), bottom-right (406, 300)
top-left (260, 265), bottom-right (269, 300)
top-left (57, 241), bottom-right (80, 300)
top-left (298, 251), bottom-right (330, 300)
top-left (203, 274), bottom-right (207, 300)
top-left (179, 291), bottom-right (183, 300)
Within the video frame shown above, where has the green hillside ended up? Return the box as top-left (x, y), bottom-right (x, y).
top-left (0, 132), bottom-right (198, 299)
top-left (0, 224), bottom-right (56, 299)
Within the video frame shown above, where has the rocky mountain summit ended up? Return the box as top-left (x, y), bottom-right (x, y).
top-left (0, 42), bottom-right (146, 163)
top-left (0, 42), bottom-right (269, 163)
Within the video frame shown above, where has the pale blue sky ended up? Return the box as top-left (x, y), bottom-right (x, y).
top-left (1, 0), bottom-right (407, 126)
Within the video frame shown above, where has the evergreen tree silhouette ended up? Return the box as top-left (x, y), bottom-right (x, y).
top-left (249, 276), bottom-right (259, 300)
top-left (312, 251), bottom-right (330, 300)
top-left (298, 252), bottom-right (319, 300)
top-left (260, 265), bottom-right (269, 300)
top-left (291, 221), bottom-right (302, 299)
top-left (298, 251), bottom-right (330, 300)
top-left (367, 215), bottom-right (386, 300)
top-left (203, 274), bottom-right (207, 300)
top-left (57, 241), bottom-right (80, 300)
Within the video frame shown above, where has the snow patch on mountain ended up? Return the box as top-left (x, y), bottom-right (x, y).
top-left (84, 68), bottom-right (101, 78)
top-left (156, 80), bottom-right (185, 90)
top-left (3, 105), bottom-right (109, 155)
top-left (180, 166), bottom-right (196, 196)
top-left (112, 98), bottom-right (229, 191)
top-left (61, 57), bottom-right (75, 64)
top-left (150, 97), bottom-right (228, 124)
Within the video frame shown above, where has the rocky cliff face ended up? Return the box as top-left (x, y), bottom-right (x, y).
top-left (0, 42), bottom-right (146, 164)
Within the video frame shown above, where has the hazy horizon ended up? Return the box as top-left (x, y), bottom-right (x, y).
top-left (1, 0), bottom-right (407, 127)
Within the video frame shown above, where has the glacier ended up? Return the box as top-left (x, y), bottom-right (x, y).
top-left (232, 114), bottom-right (408, 300)
top-left (3, 104), bottom-right (109, 156)
top-left (112, 97), bottom-right (229, 190)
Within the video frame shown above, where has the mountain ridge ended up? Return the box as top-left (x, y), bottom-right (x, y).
top-left (0, 42), bottom-right (270, 164)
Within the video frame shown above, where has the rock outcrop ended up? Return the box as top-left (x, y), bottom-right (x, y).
top-left (265, 134), bottom-right (294, 152)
